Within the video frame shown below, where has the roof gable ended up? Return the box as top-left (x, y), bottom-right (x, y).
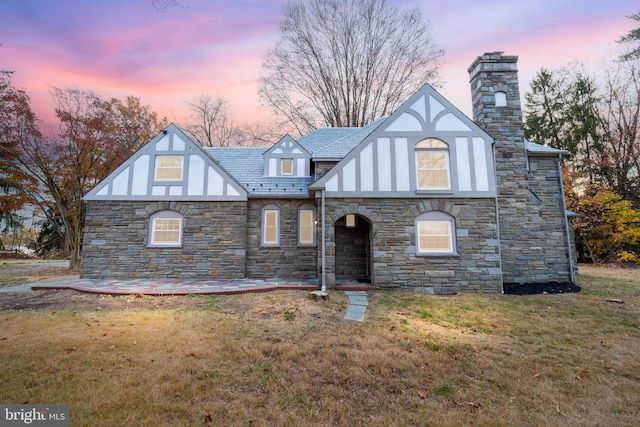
top-left (262, 135), bottom-right (312, 178)
top-left (263, 134), bottom-right (310, 157)
top-left (310, 84), bottom-right (496, 198)
top-left (85, 124), bottom-right (247, 201)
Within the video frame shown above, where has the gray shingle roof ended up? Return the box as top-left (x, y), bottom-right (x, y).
top-left (204, 120), bottom-right (383, 197)
top-left (525, 140), bottom-right (568, 156)
top-left (311, 118), bottom-right (385, 159)
top-left (204, 147), bottom-right (313, 197)
top-left (296, 128), bottom-right (357, 158)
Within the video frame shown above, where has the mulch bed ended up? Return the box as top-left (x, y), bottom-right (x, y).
top-left (504, 282), bottom-right (581, 295)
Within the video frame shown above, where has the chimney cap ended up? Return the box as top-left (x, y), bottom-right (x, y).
top-left (467, 52), bottom-right (518, 74)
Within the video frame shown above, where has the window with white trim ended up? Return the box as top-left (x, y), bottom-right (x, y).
top-left (415, 138), bottom-right (450, 190)
top-left (149, 211), bottom-right (183, 247)
top-left (298, 206), bottom-right (315, 245)
top-left (262, 205), bottom-right (280, 246)
top-left (415, 212), bottom-right (456, 255)
top-left (281, 158), bottom-right (293, 175)
top-left (155, 156), bottom-right (183, 181)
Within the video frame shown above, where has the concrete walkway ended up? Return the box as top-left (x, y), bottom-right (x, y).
top-left (343, 291), bottom-right (369, 322)
top-left (0, 278), bottom-right (319, 295)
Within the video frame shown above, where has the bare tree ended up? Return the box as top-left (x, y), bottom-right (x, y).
top-left (260, 0), bottom-right (444, 135)
top-left (597, 59), bottom-right (640, 202)
top-left (184, 94), bottom-right (244, 147)
top-left (239, 122), bottom-right (280, 147)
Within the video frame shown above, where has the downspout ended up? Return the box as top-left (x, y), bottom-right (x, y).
top-left (492, 143), bottom-right (504, 294)
top-left (557, 155), bottom-right (576, 283)
top-left (321, 188), bottom-right (326, 292)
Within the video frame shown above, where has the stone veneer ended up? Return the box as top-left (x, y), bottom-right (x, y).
top-left (81, 200), bottom-right (247, 279)
top-left (322, 198), bottom-right (502, 293)
top-left (245, 198), bottom-right (318, 279)
top-left (524, 155), bottom-right (573, 282)
top-left (468, 52), bottom-right (573, 284)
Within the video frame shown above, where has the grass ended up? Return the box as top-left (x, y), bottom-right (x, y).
top-left (0, 265), bottom-right (639, 426)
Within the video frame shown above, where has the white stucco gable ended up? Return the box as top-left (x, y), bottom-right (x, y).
top-left (84, 124), bottom-right (247, 201)
top-left (310, 83), bottom-right (497, 198)
top-left (263, 134), bottom-right (311, 177)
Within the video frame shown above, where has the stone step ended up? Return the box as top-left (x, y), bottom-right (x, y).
top-left (344, 291), bottom-right (368, 322)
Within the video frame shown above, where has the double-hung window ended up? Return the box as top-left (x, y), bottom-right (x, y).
top-left (149, 211), bottom-right (183, 247)
top-left (415, 212), bottom-right (456, 255)
top-left (155, 156), bottom-right (183, 181)
top-left (298, 207), bottom-right (315, 245)
top-left (415, 138), bottom-right (450, 190)
top-left (262, 206), bottom-right (280, 246)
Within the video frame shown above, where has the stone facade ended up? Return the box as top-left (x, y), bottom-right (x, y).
top-left (468, 52), bottom-right (573, 284)
top-left (80, 52), bottom-right (575, 293)
top-left (245, 198), bottom-right (318, 279)
top-left (322, 198), bottom-right (502, 293)
top-left (81, 200), bottom-right (247, 279)
top-left (525, 155), bottom-right (573, 282)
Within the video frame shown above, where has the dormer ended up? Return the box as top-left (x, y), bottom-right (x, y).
top-left (263, 135), bottom-right (312, 177)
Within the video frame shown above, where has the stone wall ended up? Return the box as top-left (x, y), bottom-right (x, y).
top-left (314, 161), bottom-right (338, 180)
top-left (524, 155), bottom-right (573, 282)
top-left (245, 198), bottom-right (318, 279)
top-left (468, 52), bottom-right (573, 284)
top-left (322, 198), bottom-right (502, 293)
top-left (80, 200), bottom-right (247, 279)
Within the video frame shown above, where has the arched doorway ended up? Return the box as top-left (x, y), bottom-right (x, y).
top-left (334, 214), bottom-right (371, 283)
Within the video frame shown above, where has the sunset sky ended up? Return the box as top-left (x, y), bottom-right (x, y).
top-left (1, 0), bottom-right (637, 133)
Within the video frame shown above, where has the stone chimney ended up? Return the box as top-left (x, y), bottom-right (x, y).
top-left (468, 52), bottom-right (528, 176)
top-left (468, 52), bottom-right (530, 284)
top-left (468, 52), bottom-right (575, 286)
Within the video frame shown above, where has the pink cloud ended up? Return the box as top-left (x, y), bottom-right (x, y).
top-left (2, 0), bottom-right (635, 134)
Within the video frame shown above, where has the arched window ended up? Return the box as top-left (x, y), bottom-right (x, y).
top-left (415, 138), bottom-right (450, 190)
top-left (262, 204), bottom-right (280, 246)
top-left (415, 211), bottom-right (456, 255)
top-left (298, 204), bottom-right (316, 245)
top-left (149, 210), bottom-right (183, 247)
top-left (495, 91), bottom-right (507, 107)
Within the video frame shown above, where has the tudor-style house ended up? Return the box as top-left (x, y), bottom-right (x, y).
top-left (80, 52), bottom-right (576, 293)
